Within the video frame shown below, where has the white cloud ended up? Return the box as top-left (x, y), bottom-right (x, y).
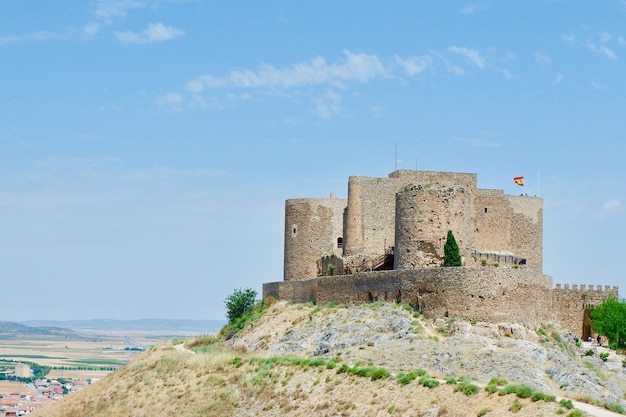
top-left (603, 199), bottom-right (624, 213)
top-left (395, 55), bottom-right (433, 76)
top-left (186, 50), bottom-right (387, 93)
top-left (0, 31), bottom-right (54, 45)
top-left (114, 22), bottom-right (185, 44)
top-left (587, 42), bottom-right (617, 60)
top-left (313, 90), bottom-right (342, 118)
top-left (553, 73), bottom-right (563, 84)
top-left (459, 3), bottom-right (487, 14)
top-left (83, 22), bottom-right (100, 37)
top-left (534, 52), bottom-right (551, 66)
top-left (501, 69), bottom-right (513, 80)
top-left (156, 92), bottom-right (184, 110)
top-left (448, 46), bottom-right (485, 68)
top-left (430, 51), bottom-right (465, 75)
top-left (593, 199), bottom-right (625, 224)
top-left (600, 31), bottom-right (611, 43)
top-left (563, 34), bottom-right (576, 42)
top-left (94, 0), bottom-right (145, 22)
top-left (619, 36), bottom-right (626, 45)
top-left (591, 80), bottom-right (607, 90)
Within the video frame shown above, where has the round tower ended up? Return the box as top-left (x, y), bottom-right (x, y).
top-left (284, 197), bottom-right (347, 281)
top-left (395, 184), bottom-right (472, 269)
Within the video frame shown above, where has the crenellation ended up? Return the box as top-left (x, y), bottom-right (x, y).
top-left (266, 169), bottom-right (618, 337)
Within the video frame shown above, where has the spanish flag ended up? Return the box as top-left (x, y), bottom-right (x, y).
top-left (513, 176), bottom-right (524, 186)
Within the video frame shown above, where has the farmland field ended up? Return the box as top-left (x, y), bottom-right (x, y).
top-left (0, 329), bottom-right (203, 395)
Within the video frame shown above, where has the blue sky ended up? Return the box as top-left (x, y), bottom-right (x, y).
top-left (1, 1), bottom-right (625, 321)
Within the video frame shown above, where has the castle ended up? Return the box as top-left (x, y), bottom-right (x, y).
top-left (263, 170), bottom-right (618, 338)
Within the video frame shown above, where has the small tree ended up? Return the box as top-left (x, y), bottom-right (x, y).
top-left (443, 230), bottom-right (462, 267)
top-left (590, 294), bottom-right (626, 349)
top-left (224, 288), bottom-right (258, 324)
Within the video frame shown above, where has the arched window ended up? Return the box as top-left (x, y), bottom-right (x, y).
top-left (337, 237), bottom-right (343, 248)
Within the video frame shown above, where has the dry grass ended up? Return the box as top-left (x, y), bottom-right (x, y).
top-left (28, 302), bottom-right (594, 417)
top-left (30, 341), bottom-right (573, 417)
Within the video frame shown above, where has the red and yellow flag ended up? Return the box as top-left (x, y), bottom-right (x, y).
top-left (513, 176), bottom-right (524, 186)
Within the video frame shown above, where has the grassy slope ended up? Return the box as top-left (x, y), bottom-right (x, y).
top-left (30, 302), bottom-right (597, 417)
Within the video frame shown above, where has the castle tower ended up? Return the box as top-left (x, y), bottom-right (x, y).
top-left (509, 195), bottom-right (543, 271)
top-left (394, 184), bottom-right (472, 269)
top-left (283, 196), bottom-right (347, 281)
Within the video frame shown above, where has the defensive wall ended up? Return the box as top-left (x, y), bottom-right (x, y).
top-left (264, 267), bottom-right (554, 330)
top-left (552, 284), bottom-right (619, 340)
top-left (264, 269), bottom-right (618, 336)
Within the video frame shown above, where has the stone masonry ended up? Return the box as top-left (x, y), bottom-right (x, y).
top-left (264, 169), bottom-right (618, 337)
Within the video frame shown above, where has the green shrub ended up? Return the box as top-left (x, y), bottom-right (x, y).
top-left (500, 384), bottom-right (534, 399)
top-left (419, 376), bottom-right (440, 388)
top-left (397, 370), bottom-right (426, 386)
top-left (443, 230), bottom-right (462, 266)
top-left (510, 401), bottom-right (522, 412)
top-left (599, 352), bottom-right (609, 362)
top-left (454, 382), bottom-right (479, 395)
top-left (531, 391), bottom-right (555, 402)
top-left (485, 384), bottom-right (499, 394)
top-left (477, 409), bottom-right (490, 417)
top-left (584, 349), bottom-right (595, 356)
top-left (559, 399), bottom-right (573, 409)
top-left (225, 288), bottom-right (258, 324)
top-left (337, 364), bottom-right (390, 381)
top-left (566, 411), bottom-right (583, 417)
top-left (488, 378), bottom-right (508, 386)
top-left (368, 368), bottom-right (390, 381)
top-left (605, 402), bottom-right (626, 414)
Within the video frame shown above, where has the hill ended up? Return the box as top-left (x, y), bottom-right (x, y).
top-left (30, 301), bottom-right (626, 417)
top-left (0, 321), bottom-right (86, 340)
top-left (20, 318), bottom-right (226, 333)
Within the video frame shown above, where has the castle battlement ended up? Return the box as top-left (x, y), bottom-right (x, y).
top-left (265, 169), bottom-right (618, 338)
top-left (554, 284), bottom-right (618, 293)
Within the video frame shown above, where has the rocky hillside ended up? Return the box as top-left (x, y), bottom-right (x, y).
top-left (31, 301), bottom-right (626, 417)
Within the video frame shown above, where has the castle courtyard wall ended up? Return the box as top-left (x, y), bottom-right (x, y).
top-left (265, 267), bottom-right (555, 331)
top-left (552, 284), bottom-right (618, 339)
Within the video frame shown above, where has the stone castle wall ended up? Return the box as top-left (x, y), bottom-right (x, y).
top-left (552, 284), bottom-right (618, 339)
top-left (284, 197), bottom-right (347, 281)
top-left (272, 169), bottom-right (616, 336)
top-left (299, 170), bottom-right (542, 274)
top-left (509, 196), bottom-right (543, 271)
top-left (472, 190), bottom-right (512, 256)
top-left (343, 171), bottom-right (478, 265)
top-left (264, 267), bottom-right (554, 330)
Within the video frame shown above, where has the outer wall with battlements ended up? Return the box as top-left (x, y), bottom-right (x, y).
top-left (266, 170), bottom-right (619, 337)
